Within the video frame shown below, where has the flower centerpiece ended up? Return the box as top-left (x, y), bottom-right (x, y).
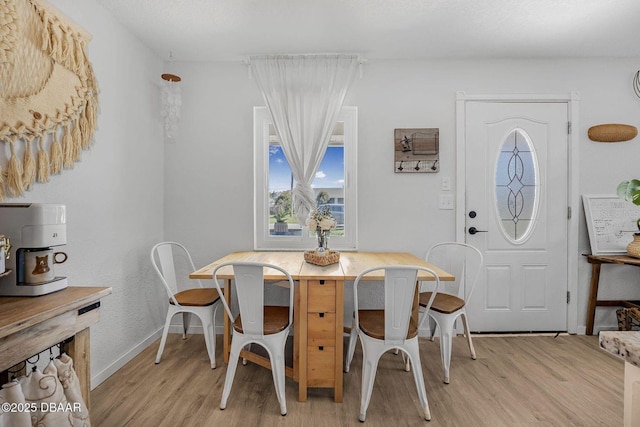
top-left (307, 205), bottom-right (337, 254)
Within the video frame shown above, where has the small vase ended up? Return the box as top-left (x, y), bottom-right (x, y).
top-left (316, 229), bottom-right (330, 254)
top-left (627, 233), bottom-right (640, 258)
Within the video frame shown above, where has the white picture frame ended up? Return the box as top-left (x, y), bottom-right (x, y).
top-left (582, 194), bottom-right (640, 255)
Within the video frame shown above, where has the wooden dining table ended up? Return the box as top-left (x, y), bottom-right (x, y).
top-left (190, 251), bottom-right (453, 402)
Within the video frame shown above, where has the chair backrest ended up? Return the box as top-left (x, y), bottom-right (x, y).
top-left (212, 261), bottom-right (295, 338)
top-left (425, 242), bottom-right (483, 302)
top-left (354, 265), bottom-right (440, 345)
top-left (150, 242), bottom-right (201, 305)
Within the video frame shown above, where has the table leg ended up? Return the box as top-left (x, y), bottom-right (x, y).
top-left (298, 279), bottom-right (308, 402)
top-left (293, 281), bottom-right (300, 383)
top-left (586, 262), bottom-right (602, 336)
top-left (62, 328), bottom-right (91, 410)
top-left (334, 280), bottom-right (344, 403)
top-left (224, 278), bottom-right (231, 364)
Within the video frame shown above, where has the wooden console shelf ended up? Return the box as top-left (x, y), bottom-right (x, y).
top-left (585, 254), bottom-right (640, 335)
top-left (0, 286), bottom-right (111, 409)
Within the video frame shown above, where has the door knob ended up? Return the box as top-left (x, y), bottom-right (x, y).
top-left (468, 227), bottom-right (488, 235)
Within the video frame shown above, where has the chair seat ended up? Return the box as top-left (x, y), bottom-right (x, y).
top-left (358, 309), bottom-right (418, 340)
top-left (171, 288), bottom-right (220, 306)
top-left (419, 292), bottom-right (465, 314)
top-left (233, 306), bottom-right (290, 335)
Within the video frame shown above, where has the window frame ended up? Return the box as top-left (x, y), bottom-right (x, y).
top-left (253, 106), bottom-right (358, 250)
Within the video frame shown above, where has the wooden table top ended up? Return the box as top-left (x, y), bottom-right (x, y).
top-left (0, 286), bottom-right (112, 339)
top-left (584, 253), bottom-right (640, 266)
top-left (190, 251), bottom-right (454, 282)
top-left (338, 251), bottom-right (452, 280)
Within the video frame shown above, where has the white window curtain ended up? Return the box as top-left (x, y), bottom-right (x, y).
top-left (250, 54), bottom-right (358, 227)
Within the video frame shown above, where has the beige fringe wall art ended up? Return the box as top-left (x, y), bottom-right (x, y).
top-left (0, 0), bottom-right (99, 201)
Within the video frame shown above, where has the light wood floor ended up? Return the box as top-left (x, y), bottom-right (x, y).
top-left (91, 334), bottom-right (623, 426)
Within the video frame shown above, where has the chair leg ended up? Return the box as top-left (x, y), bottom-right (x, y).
top-left (345, 322), bottom-right (358, 373)
top-left (201, 310), bottom-right (216, 369)
top-left (155, 312), bottom-right (173, 364)
top-left (220, 337), bottom-right (243, 410)
top-left (359, 338), bottom-right (381, 422)
top-left (264, 338), bottom-right (288, 416)
top-left (182, 312), bottom-right (191, 339)
top-left (403, 308), bottom-right (431, 374)
top-left (434, 313), bottom-right (455, 384)
top-left (396, 349), bottom-right (411, 372)
top-left (242, 343), bottom-right (251, 366)
top-left (402, 350), bottom-right (411, 372)
top-left (461, 312), bottom-right (476, 360)
top-left (429, 316), bottom-right (437, 342)
top-left (404, 340), bottom-right (431, 421)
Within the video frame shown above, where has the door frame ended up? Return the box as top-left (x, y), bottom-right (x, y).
top-left (455, 91), bottom-right (580, 333)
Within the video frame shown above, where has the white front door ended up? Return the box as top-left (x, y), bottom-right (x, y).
top-left (464, 101), bottom-right (568, 332)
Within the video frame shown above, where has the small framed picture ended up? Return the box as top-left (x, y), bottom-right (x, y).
top-left (394, 128), bottom-right (439, 173)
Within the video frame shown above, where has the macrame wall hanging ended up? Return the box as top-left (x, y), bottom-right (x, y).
top-left (0, 0), bottom-right (99, 201)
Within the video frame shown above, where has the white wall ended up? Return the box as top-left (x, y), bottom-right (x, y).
top-left (166, 58), bottom-right (640, 334)
top-left (14, 0), bottom-right (167, 387)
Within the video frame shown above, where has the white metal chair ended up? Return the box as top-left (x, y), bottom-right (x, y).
top-left (212, 261), bottom-right (295, 416)
top-left (151, 242), bottom-right (222, 369)
top-left (418, 242), bottom-right (483, 384)
top-left (344, 265), bottom-right (441, 422)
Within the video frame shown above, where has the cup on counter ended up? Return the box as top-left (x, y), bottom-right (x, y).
top-left (24, 248), bottom-right (68, 284)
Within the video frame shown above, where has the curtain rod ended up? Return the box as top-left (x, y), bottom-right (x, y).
top-left (242, 54), bottom-right (367, 79)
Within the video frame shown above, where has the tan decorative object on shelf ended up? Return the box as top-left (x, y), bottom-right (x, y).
top-left (304, 250), bottom-right (340, 266)
top-left (0, 0), bottom-right (99, 200)
top-left (627, 234), bottom-right (640, 258)
top-left (588, 124), bottom-right (637, 142)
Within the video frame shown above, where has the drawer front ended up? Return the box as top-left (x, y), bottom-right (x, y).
top-left (308, 280), bottom-right (336, 313)
top-left (307, 345), bottom-right (335, 387)
top-left (307, 312), bottom-right (336, 346)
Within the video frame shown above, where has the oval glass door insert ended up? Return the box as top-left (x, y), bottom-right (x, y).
top-left (494, 128), bottom-right (539, 243)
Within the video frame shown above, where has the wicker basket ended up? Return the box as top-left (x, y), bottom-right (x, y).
top-left (617, 307), bottom-right (640, 331)
top-left (304, 250), bottom-right (340, 266)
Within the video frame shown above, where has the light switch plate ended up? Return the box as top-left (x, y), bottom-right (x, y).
top-left (441, 176), bottom-right (451, 191)
top-left (439, 194), bottom-right (454, 210)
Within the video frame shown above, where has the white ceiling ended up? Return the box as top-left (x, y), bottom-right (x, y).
top-left (95, 0), bottom-right (640, 62)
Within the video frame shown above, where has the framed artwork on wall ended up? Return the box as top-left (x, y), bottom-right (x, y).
top-left (394, 128), bottom-right (439, 173)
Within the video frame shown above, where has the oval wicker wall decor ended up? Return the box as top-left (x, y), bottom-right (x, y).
top-left (588, 124), bottom-right (638, 143)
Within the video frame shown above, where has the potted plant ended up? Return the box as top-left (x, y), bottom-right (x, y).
top-left (273, 206), bottom-right (289, 234)
top-left (617, 179), bottom-right (640, 257)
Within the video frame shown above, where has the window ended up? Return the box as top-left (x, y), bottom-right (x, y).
top-left (494, 128), bottom-right (539, 243)
top-left (254, 106), bottom-right (358, 250)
